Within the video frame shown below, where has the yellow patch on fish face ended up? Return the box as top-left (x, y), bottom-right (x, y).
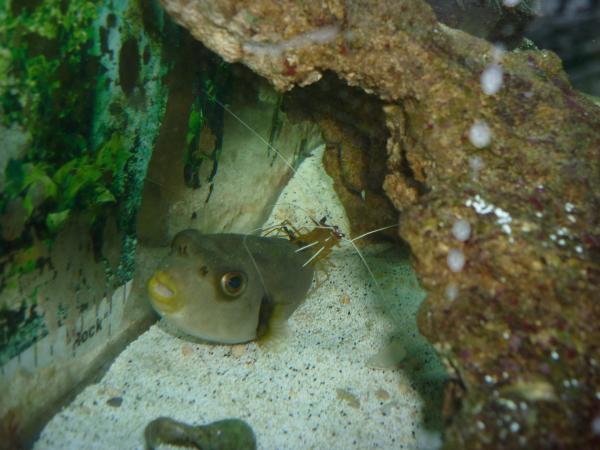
top-left (147, 271), bottom-right (183, 314)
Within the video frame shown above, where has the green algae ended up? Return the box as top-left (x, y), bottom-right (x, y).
top-left (0, 0), bottom-right (102, 229)
top-left (0, 0), bottom-right (233, 377)
top-left (183, 64), bottom-right (231, 190)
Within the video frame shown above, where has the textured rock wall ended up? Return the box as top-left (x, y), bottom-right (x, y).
top-left (159, 0), bottom-right (600, 447)
top-left (282, 73), bottom-right (398, 241)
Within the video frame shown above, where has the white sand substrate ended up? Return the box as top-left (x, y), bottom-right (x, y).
top-left (35, 145), bottom-right (435, 449)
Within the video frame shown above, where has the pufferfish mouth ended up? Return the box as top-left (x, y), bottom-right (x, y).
top-left (148, 271), bottom-right (181, 314)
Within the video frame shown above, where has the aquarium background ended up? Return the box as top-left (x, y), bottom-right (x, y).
top-left (1, 0), bottom-right (599, 448)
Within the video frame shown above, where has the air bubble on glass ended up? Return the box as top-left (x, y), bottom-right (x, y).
top-left (469, 121), bottom-right (492, 148)
top-left (447, 248), bottom-right (466, 273)
top-left (452, 219), bottom-right (471, 242)
top-left (481, 64), bottom-right (503, 95)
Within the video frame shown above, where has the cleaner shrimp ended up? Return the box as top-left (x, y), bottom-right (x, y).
top-left (215, 96), bottom-right (393, 247)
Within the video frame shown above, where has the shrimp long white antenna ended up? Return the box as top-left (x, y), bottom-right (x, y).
top-left (211, 97), bottom-right (299, 176)
top-left (340, 225), bottom-right (399, 283)
top-left (295, 240), bottom-right (320, 253)
top-left (302, 246), bottom-right (325, 268)
top-left (248, 223), bottom-right (287, 236)
top-left (307, 223), bottom-right (398, 248)
top-left (342, 224), bottom-right (399, 262)
top-left (346, 224), bottom-right (399, 243)
top-left (242, 233), bottom-right (268, 296)
top-left (341, 224), bottom-right (403, 324)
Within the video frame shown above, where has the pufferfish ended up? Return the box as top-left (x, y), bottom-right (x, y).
top-left (147, 229), bottom-right (315, 344)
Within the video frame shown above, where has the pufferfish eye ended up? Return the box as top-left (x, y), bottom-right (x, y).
top-left (220, 271), bottom-right (247, 297)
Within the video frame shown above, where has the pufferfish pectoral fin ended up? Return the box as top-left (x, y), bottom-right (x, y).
top-left (256, 295), bottom-right (290, 351)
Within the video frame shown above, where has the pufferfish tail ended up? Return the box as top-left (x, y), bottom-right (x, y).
top-left (256, 295), bottom-right (291, 352)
